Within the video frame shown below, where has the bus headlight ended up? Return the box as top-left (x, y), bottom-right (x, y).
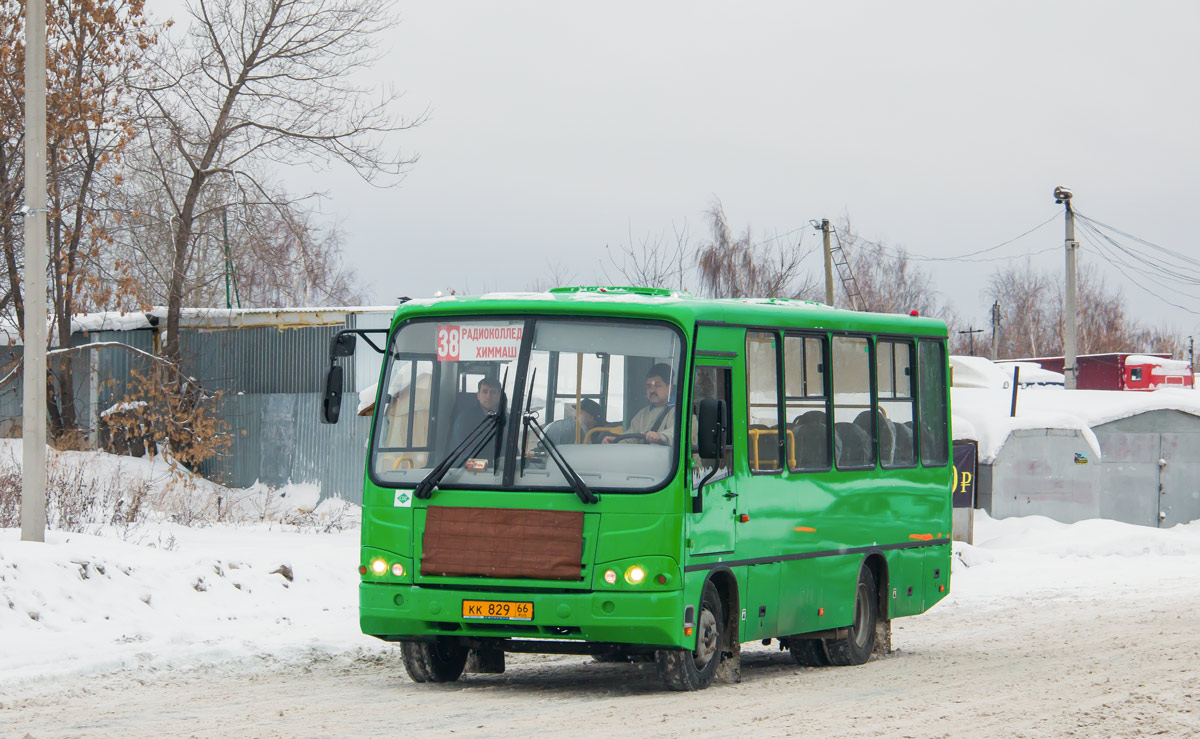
top-left (370, 558), bottom-right (388, 575)
top-left (625, 565), bottom-right (646, 585)
top-left (391, 562), bottom-right (405, 577)
top-left (604, 569), bottom-right (618, 585)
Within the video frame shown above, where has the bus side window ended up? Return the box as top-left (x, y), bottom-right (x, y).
top-left (746, 331), bottom-right (782, 472)
top-left (691, 366), bottom-right (732, 487)
top-left (832, 336), bottom-right (873, 469)
top-left (877, 339), bottom-right (916, 468)
top-left (784, 334), bottom-right (830, 471)
top-left (917, 339), bottom-right (949, 467)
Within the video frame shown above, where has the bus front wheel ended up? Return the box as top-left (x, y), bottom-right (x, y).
top-left (401, 638), bottom-right (469, 683)
top-left (824, 567), bottom-right (878, 666)
top-left (656, 581), bottom-right (724, 691)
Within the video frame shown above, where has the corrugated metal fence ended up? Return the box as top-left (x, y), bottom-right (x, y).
top-left (0, 310), bottom-right (392, 505)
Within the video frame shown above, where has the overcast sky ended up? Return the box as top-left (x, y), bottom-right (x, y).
top-left (278, 1), bottom-right (1197, 338)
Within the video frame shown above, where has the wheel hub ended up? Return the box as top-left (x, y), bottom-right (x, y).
top-left (693, 608), bottom-right (719, 669)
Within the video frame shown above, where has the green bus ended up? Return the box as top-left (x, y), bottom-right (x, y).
top-left (321, 287), bottom-right (952, 691)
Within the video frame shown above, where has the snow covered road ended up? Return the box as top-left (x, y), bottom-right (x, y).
top-left (3, 587), bottom-right (1197, 738)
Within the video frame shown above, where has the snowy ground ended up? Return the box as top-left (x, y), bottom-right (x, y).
top-left (3, 475), bottom-right (1200, 737)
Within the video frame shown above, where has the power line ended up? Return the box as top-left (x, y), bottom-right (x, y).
top-left (1075, 217), bottom-right (1200, 286)
top-left (832, 212), bottom-right (1061, 264)
top-left (1075, 222), bottom-right (1200, 315)
top-left (1075, 210), bottom-right (1200, 271)
top-left (1076, 220), bottom-right (1200, 293)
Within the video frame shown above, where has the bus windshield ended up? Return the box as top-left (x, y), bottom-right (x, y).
top-left (370, 316), bottom-right (683, 492)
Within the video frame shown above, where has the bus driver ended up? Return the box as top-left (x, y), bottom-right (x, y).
top-left (603, 363), bottom-right (675, 446)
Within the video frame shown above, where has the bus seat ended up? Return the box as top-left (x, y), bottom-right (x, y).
top-left (794, 409), bottom-right (827, 427)
top-left (877, 412), bottom-right (896, 466)
top-left (892, 421), bottom-right (914, 465)
top-left (834, 422), bottom-right (870, 467)
top-left (792, 419), bottom-right (828, 469)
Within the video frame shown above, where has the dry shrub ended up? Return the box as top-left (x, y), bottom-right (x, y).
top-left (0, 467), bottom-right (20, 528)
top-left (102, 367), bottom-right (231, 470)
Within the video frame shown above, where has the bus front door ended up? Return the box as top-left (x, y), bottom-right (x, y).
top-left (688, 363), bottom-right (736, 555)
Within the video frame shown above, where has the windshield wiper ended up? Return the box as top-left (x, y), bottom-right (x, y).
top-left (522, 413), bottom-right (599, 504)
top-left (414, 412), bottom-right (500, 499)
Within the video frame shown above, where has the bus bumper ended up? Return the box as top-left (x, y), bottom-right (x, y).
top-left (360, 583), bottom-right (688, 649)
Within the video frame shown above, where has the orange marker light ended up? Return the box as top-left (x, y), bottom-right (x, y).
top-left (909, 533), bottom-right (934, 541)
top-left (739, 514), bottom-right (750, 523)
top-left (818, 608), bottom-right (824, 616)
top-left (793, 526), bottom-right (816, 533)
top-left (656, 575), bottom-right (667, 585)
top-left (358, 565), bottom-right (368, 575)
top-left (684, 626), bottom-right (693, 636)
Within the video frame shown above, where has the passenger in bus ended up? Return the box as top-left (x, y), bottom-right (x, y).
top-left (450, 375), bottom-right (504, 462)
top-left (543, 398), bottom-right (604, 445)
top-left (603, 363), bottom-right (675, 446)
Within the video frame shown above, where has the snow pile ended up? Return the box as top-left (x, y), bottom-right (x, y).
top-left (0, 519), bottom-right (365, 687)
top-left (952, 511), bottom-right (1200, 604)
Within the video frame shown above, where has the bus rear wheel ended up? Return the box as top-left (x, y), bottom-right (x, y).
top-left (824, 567), bottom-right (878, 666)
top-left (401, 638), bottom-right (469, 683)
top-left (656, 581), bottom-right (723, 691)
top-left (787, 637), bottom-right (830, 667)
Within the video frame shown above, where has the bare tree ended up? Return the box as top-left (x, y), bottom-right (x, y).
top-left (986, 260), bottom-right (1056, 358)
top-left (135, 0), bottom-right (420, 361)
top-left (527, 261), bottom-right (578, 293)
top-left (696, 200), bottom-right (818, 299)
top-left (601, 221), bottom-right (693, 291)
top-left (0, 0), bottom-right (155, 444)
top-left (987, 260), bottom-right (1180, 358)
top-left (835, 217), bottom-right (951, 319)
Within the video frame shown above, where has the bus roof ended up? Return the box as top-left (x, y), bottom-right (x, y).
top-left (392, 287), bottom-right (948, 338)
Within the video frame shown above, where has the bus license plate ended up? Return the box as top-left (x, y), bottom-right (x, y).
top-left (462, 599), bottom-right (534, 621)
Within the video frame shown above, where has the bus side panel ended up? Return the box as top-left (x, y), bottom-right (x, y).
top-left (923, 542), bottom-right (952, 609)
top-left (886, 547), bottom-right (926, 618)
top-left (816, 554), bottom-right (860, 629)
top-left (777, 558), bottom-right (824, 637)
top-left (743, 562), bottom-right (780, 641)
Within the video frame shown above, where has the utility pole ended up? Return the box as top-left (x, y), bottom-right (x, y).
top-left (959, 326), bottom-right (984, 356)
top-left (1055, 186), bottom-right (1078, 390)
top-left (990, 300), bottom-right (1001, 360)
top-left (21, 0), bottom-right (48, 542)
top-left (821, 219), bottom-right (834, 307)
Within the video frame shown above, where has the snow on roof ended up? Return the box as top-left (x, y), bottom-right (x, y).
top-left (1125, 354), bottom-right (1191, 373)
top-left (950, 355), bottom-right (1013, 389)
top-left (953, 385), bottom-right (1200, 463)
top-left (0, 306), bottom-right (399, 345)
top-left (952, 387), bottom-right (1101, 463)
top-left (995, 361), bottom-right (1065, 386)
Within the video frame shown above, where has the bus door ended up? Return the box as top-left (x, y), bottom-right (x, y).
top-left (688, 361), bottom-right (737, 555)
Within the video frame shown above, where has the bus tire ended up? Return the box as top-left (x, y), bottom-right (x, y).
top-left (787, 637), bottom-right (830, 667)
top-left (655, 581), bottom-right (723, 691)
top-left (401, 638), bottom-right (469, 683)
top-left (824, 567), bottom-right (878, 667)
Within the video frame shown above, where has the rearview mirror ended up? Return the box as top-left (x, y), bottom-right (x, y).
top-left (331, 332), bottom-right (357, 358)
top-left (321, 365), bottom-right (344, 424)
top-left (697, 398), bottom-right (726, 459)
